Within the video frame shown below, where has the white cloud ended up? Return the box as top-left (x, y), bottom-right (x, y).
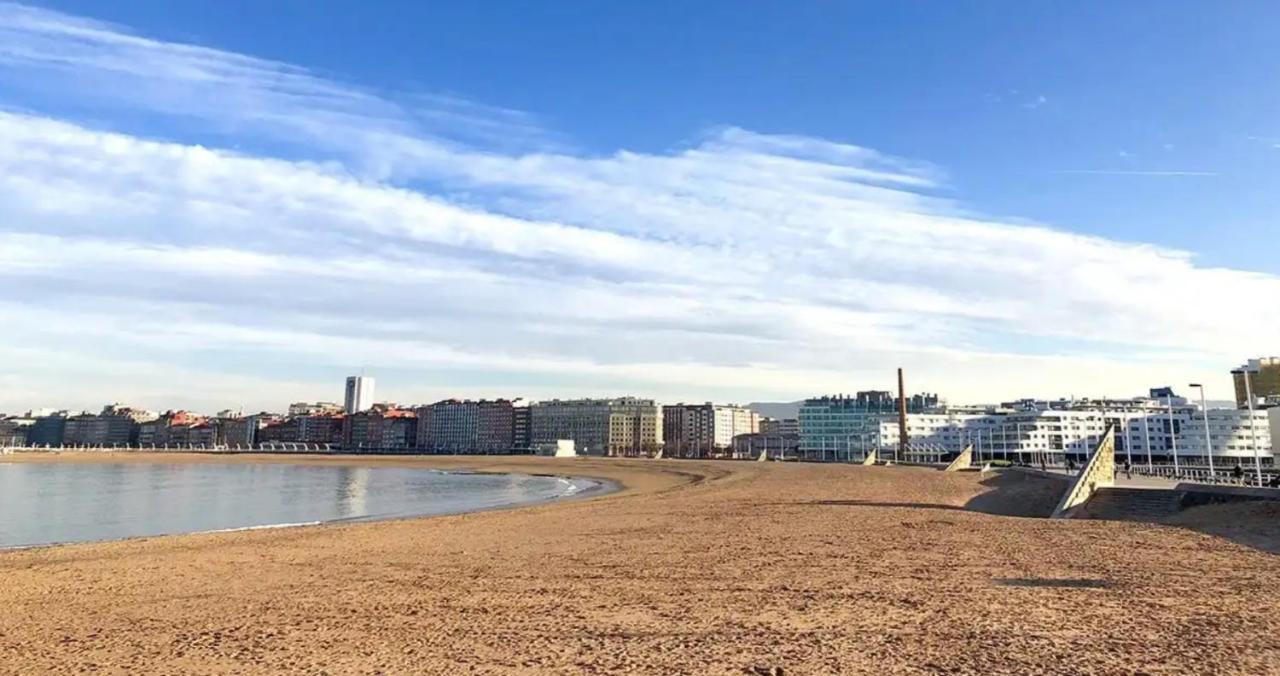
top-left (1021, 94), bottom-right (1048, 109)
top-left (0, 3), bottom-right (1275, 413)
top-left (1054, 169), bottom-right (1217, 176)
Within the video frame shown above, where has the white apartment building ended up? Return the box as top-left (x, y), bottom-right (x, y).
top-left (344, 376), bottom-right (375, 414)
top-left (865, 401), bottom-right (1274, 467)
top-left (797, 392), bottom-right (1274, 467)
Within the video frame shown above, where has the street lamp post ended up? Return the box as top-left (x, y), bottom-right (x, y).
top-left (1142, 413), bottom-right (1153, 471)
top-left (1166, 395), bottom-right (1179, 477)
top-left (1016, 422), bottom-right (1023, 466)
top-left (1121, 412), bottom-right (1133, 469)
top-left (1189, 383), bottom-right (1215, 478)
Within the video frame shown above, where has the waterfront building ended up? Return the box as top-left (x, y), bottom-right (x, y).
top-left (1233, 357), bottom-right (1280, 407)
top-left (798, 391), bottom-right (940, 460)
top-left (827, 394), bottom-right (1277, 468)
top-left (415, 399), bottom-right (518, 453)
top-left (26, 413), bottom-right (67, 447)
top-left (344, 376), bottom-right (376, 414)
top-left (662, 403), bottom-right (759, 458)
top-left (415, 399), bottom-right (474, 453)
top-left (530, 398), bottom-right (662, 456)
top-left (288, 401), bottom-right (343, 417)
top-left (0, 416), bottom-right (33, 445)
top-left (62, 414), bottom-right (96, 445)
top-left (138, 410), bottom-right (205, 447)
top-left (63, 405), bottom-right (157, 447)
top-left (259, 414), bottom-right (344, 446)
top-left (187, 422), bottom-right (216, 447)
top-left (221, 414), bottom-right (270, 447)
top-left (343, 408), bottom-right (416, 450)
top-left (513, 400), bottom-right (531, 451)
top-left (759, 417), bottom-right (799, 436)
top-left (182, 416), bottom-right (260, 448)
top-left (730, 431), bottom-right (799, 460)
top-left (256, 418), bottom-right (297, 445)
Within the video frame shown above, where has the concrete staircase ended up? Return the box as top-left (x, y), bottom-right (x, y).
top-left (1076, 487), bottom-right (1185, 521)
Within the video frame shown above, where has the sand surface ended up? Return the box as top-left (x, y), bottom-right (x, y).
top-left (1, 454), bottom-right (1277, 674)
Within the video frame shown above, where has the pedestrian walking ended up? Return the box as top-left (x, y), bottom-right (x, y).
top-left (1232, 463), bottom-right (1244, 486)
top-left (1123, 458), bottom-right (1132, 480)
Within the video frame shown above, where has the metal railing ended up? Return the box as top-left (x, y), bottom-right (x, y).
top-left (1127, 464), bottom-right (1279, 489)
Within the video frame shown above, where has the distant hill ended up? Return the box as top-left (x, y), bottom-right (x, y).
top-left (747, 401), bottom-right (802, 420)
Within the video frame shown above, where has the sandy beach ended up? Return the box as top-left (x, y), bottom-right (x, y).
top-left (1, 454), bottom-right (1277, 674)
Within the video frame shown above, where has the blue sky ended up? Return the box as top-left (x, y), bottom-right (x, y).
top-left (0, 1), bottom-right (1277, 412)
top-left (32, 0), bottom-right (1280, 271)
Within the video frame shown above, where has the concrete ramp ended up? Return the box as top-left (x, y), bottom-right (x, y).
top-left (653, 448), bottom-right (664, 459)
top-left (1052, 426), bottom-right (1115, 519)
top-left (862, 449), bottom-right (877, 466)
top-left (944, 444), bottom-right (973, 472)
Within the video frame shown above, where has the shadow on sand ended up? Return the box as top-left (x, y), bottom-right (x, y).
top-left (803, 467), bottom-right (1279, 554)
top-left (806, 500), bottom-right (963, 511)
top-left (995, 577), bottom-right (1114, 590)
top-left (961, 471), bottom-right (1066, 518)
top-left (800, 470), bottom-right (1066, 519)
top-left (1159, 501), bottom-right (1280, 555)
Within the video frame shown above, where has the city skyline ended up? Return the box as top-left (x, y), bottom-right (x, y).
top-left (4, 369), bottom-right (1259, 419)
top-left (3, 2), bottom-right (1280, 412)
top-left (7, 380), bottom-right (1273, 469)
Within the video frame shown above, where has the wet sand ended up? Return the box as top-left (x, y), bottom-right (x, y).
top-left (1, 454), bottom-right (1277, 674)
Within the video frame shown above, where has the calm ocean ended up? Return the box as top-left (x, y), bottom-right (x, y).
top-left (0, 461), bottom-right (600, 548)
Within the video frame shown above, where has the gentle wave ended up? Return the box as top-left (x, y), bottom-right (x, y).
top-left (193, 521), bottom-right (324, 535)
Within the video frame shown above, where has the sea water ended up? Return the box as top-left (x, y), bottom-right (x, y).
top-left (0, 461), bottom-right (599, 548)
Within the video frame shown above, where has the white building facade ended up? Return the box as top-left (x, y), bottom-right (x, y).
top-left (885, 401), bottom-right (1274, 468)
top-left (799, 395), bottom-right (1274, 467)
top-left (344, 376), bottom-right (375, 414)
